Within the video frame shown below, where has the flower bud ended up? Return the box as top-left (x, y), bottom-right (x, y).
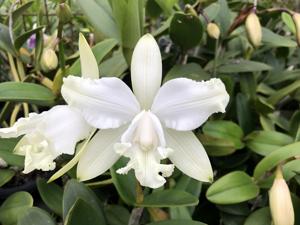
top-left (40, 48), bottom-right (58, 72)
top-left (56, 3), bottom-right (72, 24)
top-left (245, 12), bottom-right (262, 48)
top-left (269, 167), bottom-right (294, 225)
top-left (207, 23), bottom-right (220, 39)
top-left (292, 13), bottom-right (300, 46)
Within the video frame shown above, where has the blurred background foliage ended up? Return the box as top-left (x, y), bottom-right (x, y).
top-left (0, 0), bottom-right (300, 225)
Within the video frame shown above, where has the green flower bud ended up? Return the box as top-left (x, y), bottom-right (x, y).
top-left (40, 48), bottom-right (58, 72)
top-left (207, 23), bottom-right (220, 39)
top-left (269, 167), bottom-right (294, 225)
top-left (245, 12), bottom-right (262, 48)
top-left (56, 3), bottom-right (72, 24)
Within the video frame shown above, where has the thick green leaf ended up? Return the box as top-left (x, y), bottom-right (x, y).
top-left (68, 38), bottom-right (118, 76)
top-left (147, 220), bottom-right (207, 225)
top-left (199, 134), bottom-right (236, 156)
top-left (0, 191), bottom-right (33, 225)
top-left (0, 150), bottom-right (24, 167)
top-left (281, 12), bottom-right (296, 34)
top-left (155, 0), bottom-right (177, 15)
top-left (14, 26), bottom-right (43, 50)
top-left (139, 190), bottom-right (199, 207)
top-left (262, 27), bottom-right (297, 47)
top-left (76, 0), bottom-right (119, 40)
top-left (104, 205), bottom-right (130, 225)
top-left (244, 207), bottom-right (271, 225)
top-left (36, 178), bottom-right (63, 216)
top-left (267, 80), bottom-right (300, 105)
top-left (204, 3), bottom-right (220, 21)
top-left (17, 207), bottom-right (55, 225)
top-left (64, 199), bottom-right (105, 225)
top-left (214, 0), bottom-right (232, 35)
top-left (0, 169), bottom-right (15, 187)
top-left (110, 158), bottom-right (136, 205)
top-left (12, 1), bottom-right (34, 22)
top-left (99, 49), bottom-right (128, 77)
top-left (0, 82), bottom-right (55, 106)
top-left (206, 171), bottom-right (259, 204)
top-left (63, 179), bottom-right (105, 223)
top-left (253, 142), bottom-right (300, 180)
top-left (203, 120), bottom-right (244, 149)
top-left (170, 12), bottom-right (203, 50)
top-left (164, 63), bottom-right (209, 83)
top-left (236, 93), bottom-right (253, 134)
top-left (217, 60), bottom-right (272, 73)
top-left (0, 23), bottom-right (16, 55)
top-left (245, 131), bottom-right (293, 156)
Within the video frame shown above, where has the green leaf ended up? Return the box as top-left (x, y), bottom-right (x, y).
top-left (267, 80), bottom-right (300, 105)
top-left (214, 0), bottom-right (232, 35)
top-left (236, 93), bottom-right (253, 134)
top-left (245, 131), bottom-right (293, 156)
top-left (138, 190), bottom-right (199, 207)
top-left (170, 12), bottom-right (203, 50)
top-left (253, 142), bottom-right (300, 180)
top-left (155, 0), bottom-right (177, 15)
top-left (0, 169), bottom-right (15, 187)
top-left (77, 0), bottom-right (119, 40)
top-left (203, 120), bottom-right (244, 149)
top-left (64, 199), bottom-right (105, 225)
top-left (206, 171), bottom-right (259, 204)
top-left (63, 179), bottom-right (105, 223)
top-left (68, 38), bottom-right (118, 76)
top-left (17, 207), bottom-right (55, 225)
top-left (262, 27), bottom-right (297, 47)
top-left (99, 49), bottom-right (128, 77)
top-left (217, 60), bottom-right (272, 73)
top-left (12, 1), bottom-right (34, 22)
top-left (104, 205), bottom-right (130, 225)
top-left (281, 12), bottom-right (296, 34)
top-left (0, 138), bottom-right (24, 167)
top-left (164, 63), bottom-right (209, 83)
top-left (0, 23), bottom-right (16, 55)
top-left (204, 3), bottom-right (220, 21)
top-left (36, 178), bottom-right (63, 216)
top-left (0, 82), bottom-right (55, 106)
top-left (146, 220), bottom-right (207, 225)
top-left (244, 207), bottom-right (271, 225)
top-left (0, 191), bottom-right (33, 225)
top-left (14, 26), bottom-right (43, 50)
top-left (110, 158), bottom-right (136, 205)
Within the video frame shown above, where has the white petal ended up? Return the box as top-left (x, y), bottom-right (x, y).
top-left (77, 126), bottom-right (127, 181)
top-left (131, 34), bottom-right (162, 109)
top-left (151, 78), bottom-right (230, 131)
top-left (40, 105), bottom-right (92, 155)
top-left (15, 133), bottom-right (56, 174)
top-left (79, 33), bottom-right (99, 79)
top-left (0, 112), bottom-right (44, 138)
top-left (165, 129), bottom-right (213, 182)
top-left (61, 75), bottom-right (140, 129)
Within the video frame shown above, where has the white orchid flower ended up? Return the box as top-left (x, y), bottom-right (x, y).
top-left (0, 106), bottom-right (91, 173)
top-left (61, 34), bottom-right (230, 189)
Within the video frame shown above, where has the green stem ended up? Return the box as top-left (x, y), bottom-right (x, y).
top-left (212, 38), bottom-right (219, 78)
top-left (136, 180), bottom-right (144, 204)
top-left (57, 23), bottom-right (65, 75)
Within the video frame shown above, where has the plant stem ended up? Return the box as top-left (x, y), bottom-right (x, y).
top-left (212, 38), bottom-right (219, 78)
top-left (7, 54), bottom-right (20, 81)
top-left (86, 178), bottom-right (113, 188)
top-left (136, 180), bottom-right (144, 204)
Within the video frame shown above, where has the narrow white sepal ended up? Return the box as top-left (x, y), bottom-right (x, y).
top-left (79, 33), bottom-right (99, 79)
top-left (131, 34), bottom-right (162, 109)
top-left (77, 126), bottom-right (127, 181)
top-left (165, 129), bottom-right (213, 183)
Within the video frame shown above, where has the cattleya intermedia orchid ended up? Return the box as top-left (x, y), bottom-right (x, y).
top-left (0, 34), bottom-right (229, 188)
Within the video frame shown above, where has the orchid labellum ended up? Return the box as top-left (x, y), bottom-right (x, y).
top-left (62, 34), bottom-right (230, 188)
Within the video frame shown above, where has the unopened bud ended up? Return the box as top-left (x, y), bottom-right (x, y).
top-left (207, 23), bottom-right (220, 39)
top-left (292, 13), bottom-right (300, 46)
top-left (184, 4), bottom-right (198, 17)
top-left (269, 167), bottom-right (294, 225)
top-left (245, 12), bottom-right (262, 48)
top-left (56, 3), bottom-right (72, 24)
top-left (40, 48), bottom-right (58, 72)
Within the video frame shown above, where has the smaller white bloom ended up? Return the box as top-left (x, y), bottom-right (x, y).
top-left (0, 105), bottom-right (91, 173)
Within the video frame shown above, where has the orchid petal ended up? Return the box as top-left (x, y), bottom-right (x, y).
top-left (131, 34), bottom-right (162, 109)
top-left (61, 75), bottom-right (140, 129)
top-left (77, 126), bottom-right (127, 181)
top-left (79, 33), bottom-right (99, 79)
top-left (165, 129), bottom-right (213, 182)
top-left (152, 78), bottom-right (229, 131)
